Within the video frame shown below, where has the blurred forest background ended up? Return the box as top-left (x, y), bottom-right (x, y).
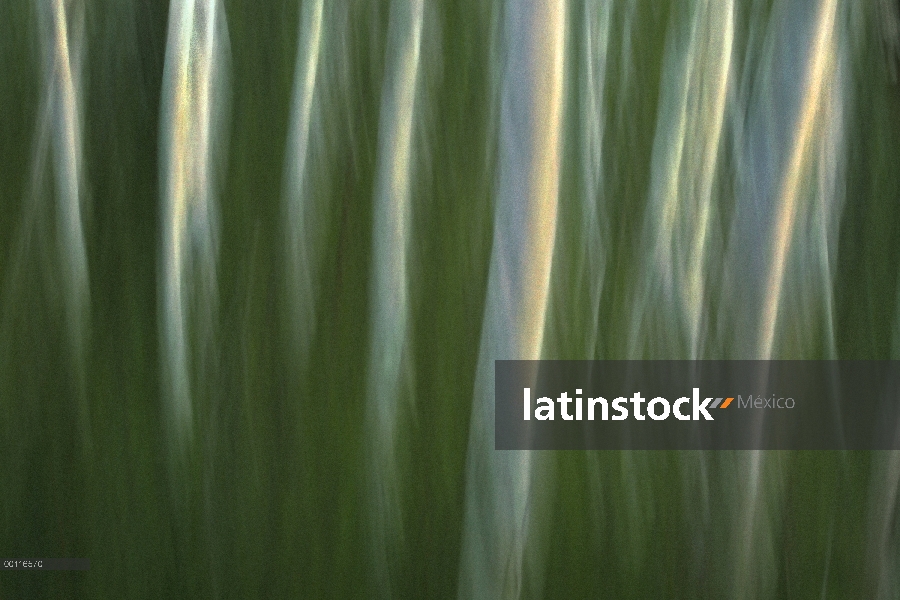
top-left (2, 0), bottom-right (900, 597)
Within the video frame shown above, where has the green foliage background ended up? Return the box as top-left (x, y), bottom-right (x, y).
top-left (1, 0), bottom-right (900, 598)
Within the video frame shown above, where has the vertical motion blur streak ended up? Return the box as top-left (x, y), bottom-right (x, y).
top-left (726, 0), bottom-right (846, 362)
top-left (44, 0), bottom-right (89, 370)
top-left (2, 0), bottom-right (92, 414)
top-left (365, 0), bottom-right (423, 594)
top-left (20, 0), bottom-right (93, 456)
top-left (159, 0), bottom-right (229, 452)
top-left (728, 2), bottom-right (845, 597)
top-left (758, 0), bottom-right (841, 363)
top-left (283, 0), bottom-right (324, 364)
top-left (458, 1), bottom-right (566, 597)
top-left (627, 0), bottom-right (733, 360)
top-left (578, 0), bottom-right (611, 360)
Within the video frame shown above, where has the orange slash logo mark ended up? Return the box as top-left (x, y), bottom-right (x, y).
top-left (720, 397), bottom-right (734, 409)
